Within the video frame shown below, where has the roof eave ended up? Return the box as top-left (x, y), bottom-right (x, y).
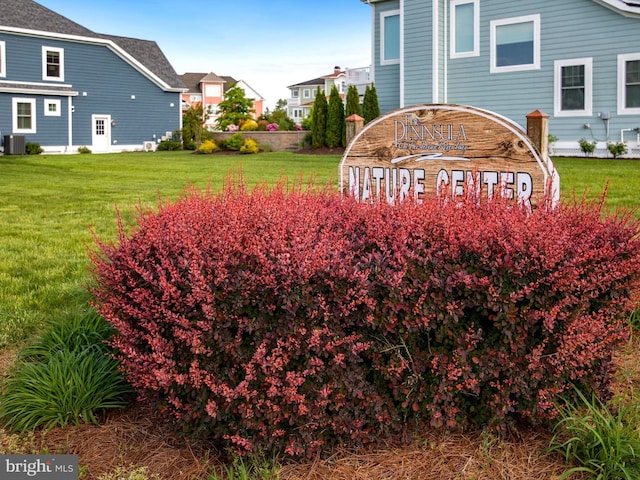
top-left (0, 25), bottom-right (182, 92)
top-left (591, 0), bottom-right (640, 17)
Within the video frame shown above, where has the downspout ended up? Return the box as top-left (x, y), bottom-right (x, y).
top-left (68, 97), bottom-right (73, 152)
top-left (443, 0), bottom-right (448, 103)
top-left (400, 0), bottom-right (405, 108)
top-left (432, 0), bottom-right (439, 103)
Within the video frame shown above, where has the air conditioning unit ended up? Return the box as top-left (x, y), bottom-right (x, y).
top-left (143, 141), bottom-right (156, 152)
top-left (4, 135), bottom-right (26, 155)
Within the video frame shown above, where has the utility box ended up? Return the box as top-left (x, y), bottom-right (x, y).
top-left (3, 135), bottom-right (26, 155)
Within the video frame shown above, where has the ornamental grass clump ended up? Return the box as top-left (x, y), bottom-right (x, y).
top-left (90, 183), bottom-right (640, 457)
top-left (0, 309), bottom-right (132, 432)
top-left (550, 388), bottom-right (640, 480)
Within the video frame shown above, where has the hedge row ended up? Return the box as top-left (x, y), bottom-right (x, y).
top-left (90, 183), bottom-right (640, 456)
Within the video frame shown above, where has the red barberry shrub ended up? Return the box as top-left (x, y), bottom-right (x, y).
top-left (90, 182), bottom-right (640, 456)
top-left (90, 183), bottom-right (396, 456)
top-left (367, 197), bottom-right (640, 430)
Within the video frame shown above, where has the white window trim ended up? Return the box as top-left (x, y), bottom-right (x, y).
top-left (42, 46), bottom-right (65, 81)
top-left (490, 14), bottom-right (540, 74)
top-left (554, 58), bottom-right (593, 117)
top-left (204, 84), bottom-right (221, 97)
top-left (380, 9), bottom-right (401, 66)
top-left (450, 0), bottom-right (480, 59)
top-left (0, 41), bottom-right (6, 78)
top-left (44, 98), bottom-right (61, 117)
top-left (303, 88), bottom-right (311, 99)
top-left (12, 97), bottom-right (37, 134)
top-left (618, 52), bottom-right (640, 115)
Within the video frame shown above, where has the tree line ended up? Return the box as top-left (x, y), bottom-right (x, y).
top-left (181, 83), bottom-right (381, 150)
top-left (311, 84), bottom-right (380, 149)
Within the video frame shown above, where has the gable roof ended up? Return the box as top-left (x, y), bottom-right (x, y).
top-left (220, 76), bottom-right (238, 89)
top-left (3, 0), bottom-right (95, 36)
top-left (288, 77), bottom-right (325, 89)
top-left (1, 0), bottom-right (185, 90)
top-left (178, 73), bottom-right (239, 94)
top-left (594, 0), bottom-right (640, 16)
top-left (234, 79), bottom-right (264, 101)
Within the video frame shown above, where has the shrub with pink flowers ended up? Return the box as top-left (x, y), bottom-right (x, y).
top-left (266, 123), bottom-right (279, 131)
top-left (90, 184), bottom-right (640, 457)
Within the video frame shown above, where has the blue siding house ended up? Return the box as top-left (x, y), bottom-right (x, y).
top-left (362, 0), bottom-right (640, 157)
top-left (0, 0), bottom-right (185, 154)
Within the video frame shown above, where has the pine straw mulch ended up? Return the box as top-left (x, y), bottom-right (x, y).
top-left (0, 404), bottom-right (581, 480)
top-left (3, 336), bottom-right (639, 479)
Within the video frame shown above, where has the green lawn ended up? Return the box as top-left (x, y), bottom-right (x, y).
top-left (0, 151), bottom-right (339, 347)
top-left (553, 157), bottom-right (640, 210)
top-left (0, 151), bottom-right (637, 347)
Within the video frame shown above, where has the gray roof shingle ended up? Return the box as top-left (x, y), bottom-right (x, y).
top-left (2, 0), bottom-right (185, 90)
top-left (178, 73), bottom-right (238, 94)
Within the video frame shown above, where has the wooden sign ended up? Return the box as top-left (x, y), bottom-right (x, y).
top-left (340, 104), bottom-right (559, 209)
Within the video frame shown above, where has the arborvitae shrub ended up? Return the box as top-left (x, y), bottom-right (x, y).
top-left (326, 86), bottom-right (345, 148)
top-left (90, 185), bottom-right (640, 457)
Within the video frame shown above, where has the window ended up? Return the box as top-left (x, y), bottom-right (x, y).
top-left (618, 53), bottom-right (640, 115)
top-left (381, 10), bottom-right (400, 65)
top-left (291, 90), bottom-right (299, 98)
top-left (205, 84), bottom-right (221, 97)
top-left (554, 58), bottom-right (592, 117)
top-left (44, 99), bottom-right (61, 117)
top-left (490, 15), bottom-right (540, 73)
top-left (12, 98), bottom-right (37, 133)
top-left (95, 118), bottom-right (105, 136)
top-left (303, 89), bottom-right (311, 99)
top-left (450, 0), bottom-right (479, 58)
top-left (42, 46), bottom-right (64, 81)
top-left (0, 41), bottom-right (5, 78)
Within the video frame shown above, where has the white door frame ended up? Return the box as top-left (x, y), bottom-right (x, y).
top-left (91, 114), bottom-right (111, 153)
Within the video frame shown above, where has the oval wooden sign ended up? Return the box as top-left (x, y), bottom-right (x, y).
top-left (340, 104), bottom-right (559, 209)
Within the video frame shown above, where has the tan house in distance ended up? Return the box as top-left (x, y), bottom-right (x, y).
top-left (179, 72), bottom-right (264, 130)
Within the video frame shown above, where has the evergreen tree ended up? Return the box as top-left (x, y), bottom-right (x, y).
top-left (345, 84), bottom-right (361, 118)
top-left (216, 84), bottom-right (255, 131)
top-left (326, 86), bottom-right (345, 148)
top-left (363, 83), bottom-right (381, 124)
top-left (311, 87), bottom-right (328, 149)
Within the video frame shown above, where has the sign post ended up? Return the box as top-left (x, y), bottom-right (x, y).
top-left (340, 104), bottom-right (559, 210)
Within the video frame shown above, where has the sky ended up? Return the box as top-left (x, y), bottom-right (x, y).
top-left (37, 0), bottom-right (373, 110)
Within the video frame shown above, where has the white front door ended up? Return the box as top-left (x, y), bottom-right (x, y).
top-left (91, 115), bottom-right (111, 153)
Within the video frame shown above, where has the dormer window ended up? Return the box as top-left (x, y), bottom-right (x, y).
top-left (42, 46), bottom-right (64, 81)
